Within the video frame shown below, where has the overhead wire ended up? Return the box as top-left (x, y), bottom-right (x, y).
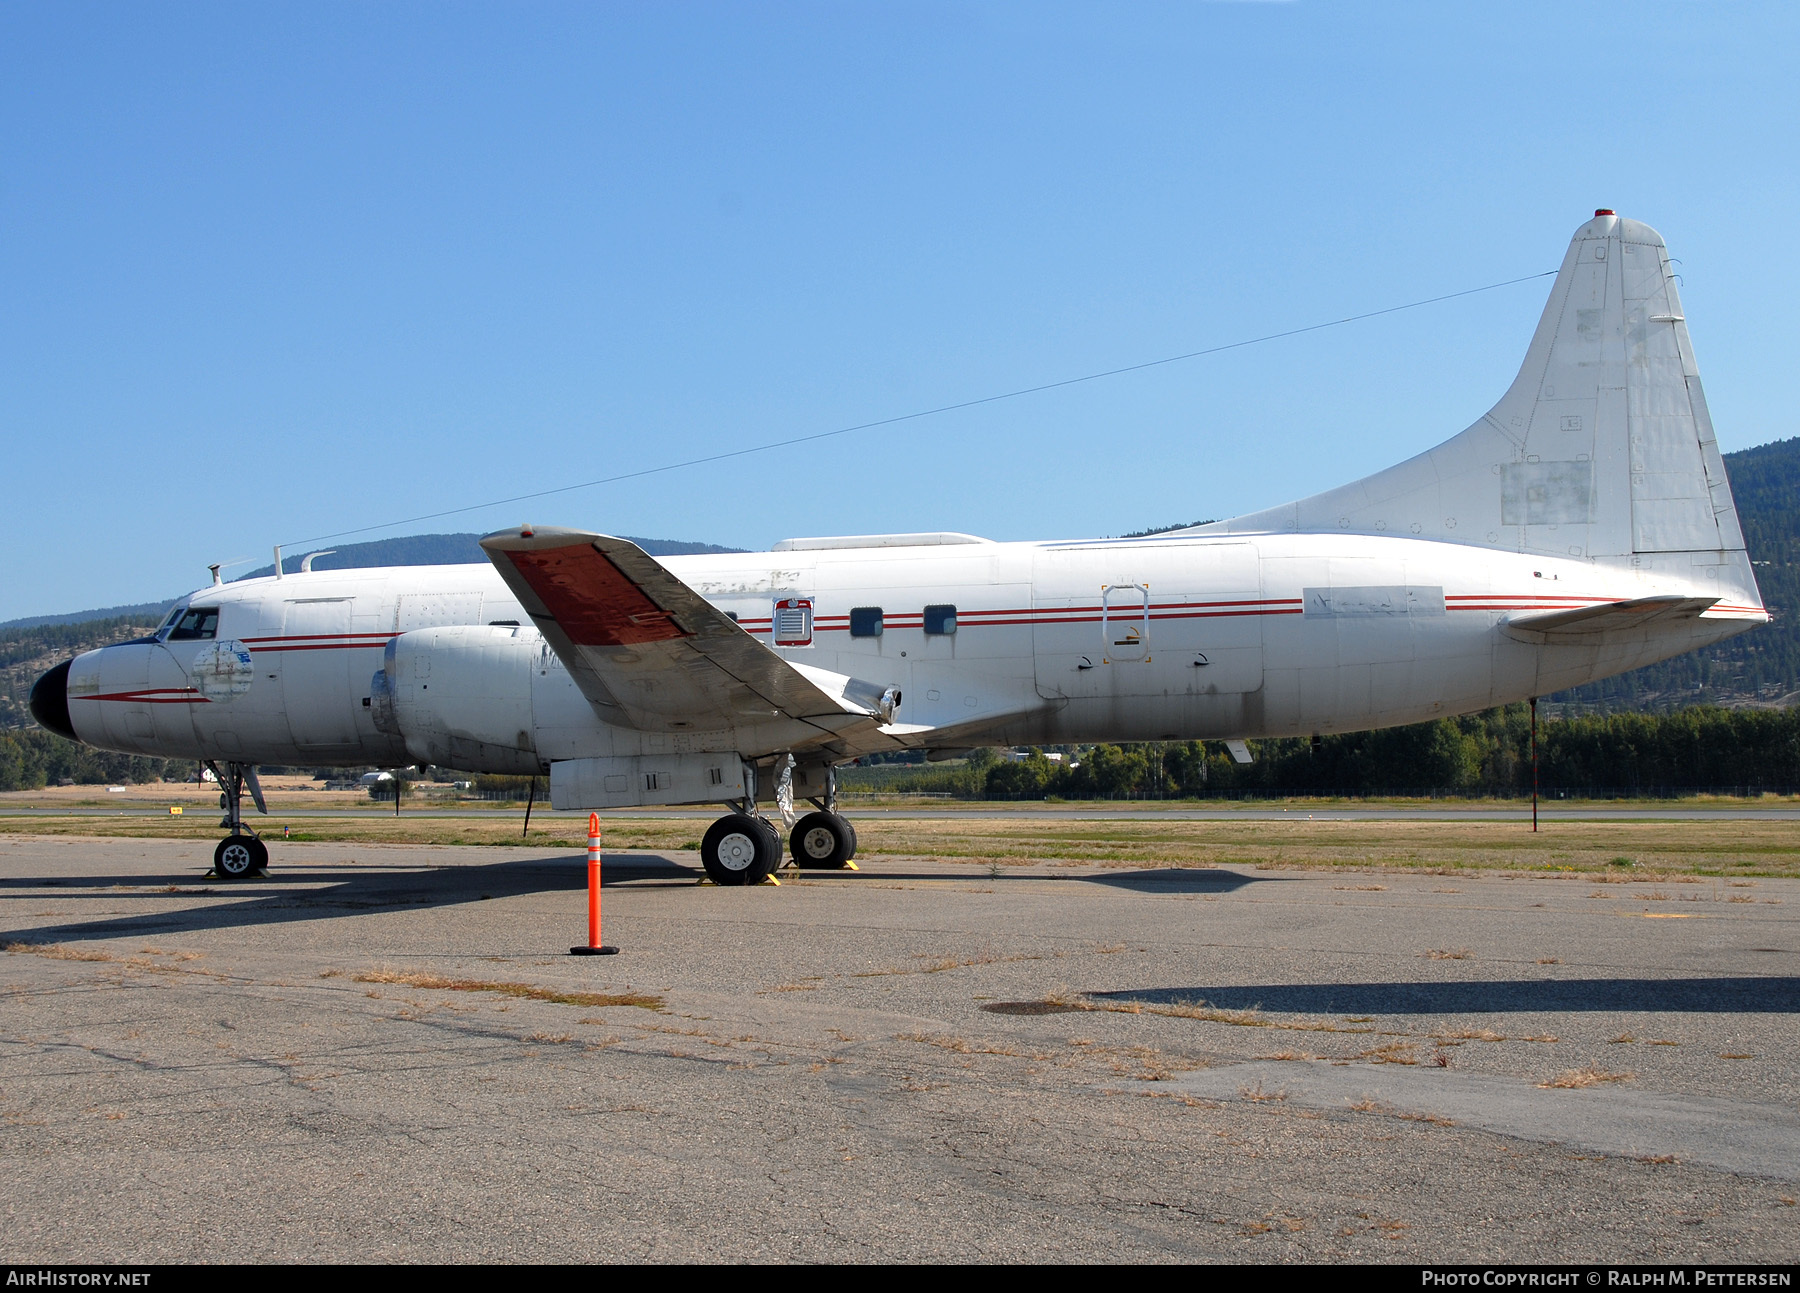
top-left (282, 267), bottom-right (1557, 550)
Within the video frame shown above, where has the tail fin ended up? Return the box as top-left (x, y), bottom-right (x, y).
top-left (1207, 212), bottom-right (1750, 570)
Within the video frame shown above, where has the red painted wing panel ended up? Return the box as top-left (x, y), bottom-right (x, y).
top-left (505, 544), bottom-right (688, 647)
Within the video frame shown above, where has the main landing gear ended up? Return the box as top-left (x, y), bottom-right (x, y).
top-left (789, 812), bottom-right (856, 869)
top-left (699, 813), bottom-right (782, 885)
top-left (697, 762), bottom-right (859, 884)
top-left (207, 760), bottom-right (268, 879)
top-left (790, 763), bottom-right (857, 871)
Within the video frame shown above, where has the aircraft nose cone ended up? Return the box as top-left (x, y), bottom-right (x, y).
top-left (29, 659), bottom-right (77, 742)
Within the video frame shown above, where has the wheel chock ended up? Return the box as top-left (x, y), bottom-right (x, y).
top-left (758, 874), bottom-right (781, 886)
top-left (843, 861), bottom-right (859, 871)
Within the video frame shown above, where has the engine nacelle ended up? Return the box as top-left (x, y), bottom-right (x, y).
top-left (371, 625), bottom-right (546, 774)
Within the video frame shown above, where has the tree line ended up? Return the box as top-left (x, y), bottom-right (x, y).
top-left (5, 703), bottom-right (1799, 798)
top-left (0, 728), bottom-right (171, 791)
top-left (849, 703), bottom-right (1800, 800)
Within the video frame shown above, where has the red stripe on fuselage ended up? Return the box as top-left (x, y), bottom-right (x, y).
top-left (77, 688), bottom-right (209, 705)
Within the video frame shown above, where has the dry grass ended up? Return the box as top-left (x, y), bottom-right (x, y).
top-left (349, 969), bottom-right (663, 1011)
top-left (853, 951), bottom-right (1043, 979)
top-left (1348, 1098), bottom-right (1456, 1126)
top-left (1539, 1067), bottom-right (1633, 1089)
top-left (895, 1032), bottom-right (1049, 1061)
top-left (5, 941), bottom-right (114, 962)
top-left (1425, 948), bottom-right (1472, 960)
top-left (5, 810), bottom-right (1800, 876)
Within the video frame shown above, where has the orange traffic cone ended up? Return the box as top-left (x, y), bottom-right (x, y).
top-left (571, 812), bottom-right (619, 955)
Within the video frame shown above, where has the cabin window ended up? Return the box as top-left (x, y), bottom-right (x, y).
top-left (167, 607), bottom-right (220, 641)
top-left (849, 607), bottom-right (884, 638)
top-left (923, 604), bottom-right (957, 636)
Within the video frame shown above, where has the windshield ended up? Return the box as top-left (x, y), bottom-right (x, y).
top-left (154, 602), bottom-right (188, 641)
top-left (166, 607), bottom-right (220, 641)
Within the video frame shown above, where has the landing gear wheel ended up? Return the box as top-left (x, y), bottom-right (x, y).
top-left (753, 816), bottom-right (782, 875)
top-left (214, 836), bottom-right (266, 879)
top-left (790, 811), bottom-right (854, 869)
top-left (701, 815), bottom-right (779, 886)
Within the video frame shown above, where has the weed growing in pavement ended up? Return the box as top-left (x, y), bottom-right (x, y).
top-left (350, 969), bottom-right (664, 1010)
top-left (1538, 1067), bottom-right (1633, 1088)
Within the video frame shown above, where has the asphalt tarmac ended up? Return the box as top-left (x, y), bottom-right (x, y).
top-left (1, 835), bottom-right (1796, 1262)
top-left (9, 802), bottom-right (1800, 820)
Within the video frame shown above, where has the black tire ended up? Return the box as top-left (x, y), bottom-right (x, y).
top-left (838, 814), bottom-right (858, 861)
top-left (214, 836), bottom-right (261, 879)
top-left (701, 815), bottom-right (778, 885)
top-left (752, 816), bottom-right (782, 875)
top-left (789, 811), bottom-right (852, 869)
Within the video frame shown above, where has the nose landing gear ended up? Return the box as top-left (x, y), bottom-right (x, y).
top-left (206, 760), bottom-right (268, 879)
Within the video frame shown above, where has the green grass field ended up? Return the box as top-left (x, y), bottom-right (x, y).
top-left (2, 805), bottom-right (1796, 879)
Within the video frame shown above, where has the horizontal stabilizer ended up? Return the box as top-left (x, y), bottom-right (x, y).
top-left (1502, 594), bottom-right (1718, 642)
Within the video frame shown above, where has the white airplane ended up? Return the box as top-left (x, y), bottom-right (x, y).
top-left (29, 212), bottom-right (1765, 882)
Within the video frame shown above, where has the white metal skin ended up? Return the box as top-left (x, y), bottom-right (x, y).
top-left (46, 214), bottom-right (1766, 797)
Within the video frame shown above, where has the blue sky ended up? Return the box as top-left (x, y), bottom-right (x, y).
top-left (3, 2), bottom-right (1796, 619)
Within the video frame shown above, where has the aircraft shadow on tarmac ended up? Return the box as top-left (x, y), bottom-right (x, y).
top-left (1, 856), bottom-right (1269, 943)
top-left (0, 852), bottom-right (702, 946)
top-left (1091, 978), bottom-right (1800, 1015)
top-left (1075, 867), bottom-right (1266, 894)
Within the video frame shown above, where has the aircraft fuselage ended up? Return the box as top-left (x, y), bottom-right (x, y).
top-left (51, 530), bottom-right (1761, 773)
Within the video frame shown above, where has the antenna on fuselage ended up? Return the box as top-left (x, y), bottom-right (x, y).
top-left (299, 550), bottom-right (336, 573)
top-left (273, 545), bottom-right (284, 580)
top-left (206, 556), bottom-right (252, 586)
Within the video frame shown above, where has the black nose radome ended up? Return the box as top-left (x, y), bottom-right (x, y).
top-left (29, 659), bottom-right (77, 742)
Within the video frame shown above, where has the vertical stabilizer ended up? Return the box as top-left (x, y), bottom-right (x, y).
top-left (1205, 213), bottom-right (1748, 566)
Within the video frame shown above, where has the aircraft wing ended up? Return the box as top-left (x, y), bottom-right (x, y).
top-left (1502, 595), bottom-right (1720, 642)
top-left (479, 526), bottom-right (920, 759)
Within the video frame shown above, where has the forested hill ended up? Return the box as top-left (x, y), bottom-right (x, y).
top-left (0, 532), bottom-right (747, 631)
top-left (234, 531), bottom-right (746, 580)
top-left (0, 531), bottom-right (747, 727)
top-left (1549, 436), bottom-right (1800, 713)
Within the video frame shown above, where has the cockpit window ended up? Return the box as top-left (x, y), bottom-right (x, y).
top-left (167, 607), bottom-right (220, 641)
top-left (155, 604), bottom-right (187, 639)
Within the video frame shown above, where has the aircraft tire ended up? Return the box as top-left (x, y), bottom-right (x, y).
top-left (701, 815), bottom-right (778, 885)
top-left (214, 836), bottom-right (265, 879)
top-left (751, 816), bottom-right (782, 876)
top-left (789, 812), bottom-right (853, 869)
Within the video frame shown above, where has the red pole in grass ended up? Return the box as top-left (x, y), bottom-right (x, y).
top-left (572, 812), bottom-right (618, 955)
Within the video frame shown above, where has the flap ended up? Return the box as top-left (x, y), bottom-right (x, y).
top-left (479, 526), bottom-right (918, 758)
top-left (1502, 594), bottom-right (1719, 642)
